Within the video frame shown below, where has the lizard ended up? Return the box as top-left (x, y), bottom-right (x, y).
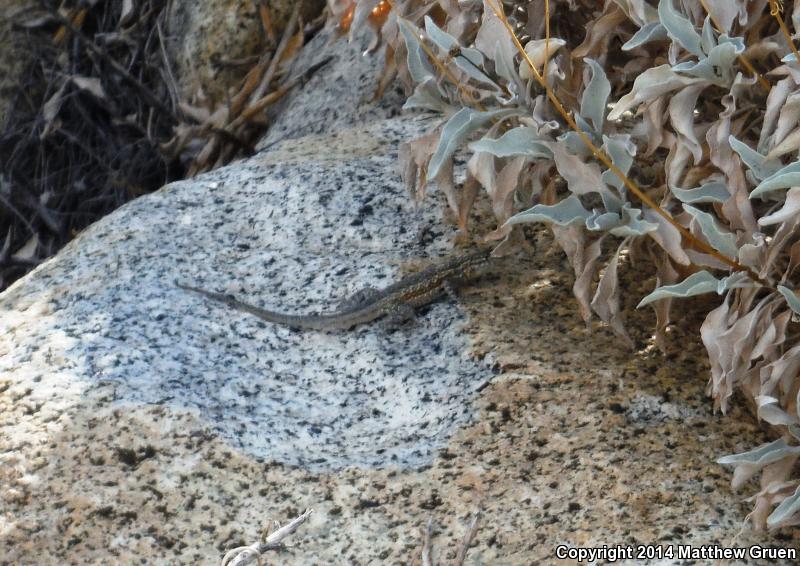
top-left (176, 249), bottom-right (493, 331)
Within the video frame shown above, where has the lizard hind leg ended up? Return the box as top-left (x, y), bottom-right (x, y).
top-left (338, 286), bottom-right (381, 310)
top-left (381, 302), bottom-right (416, 330)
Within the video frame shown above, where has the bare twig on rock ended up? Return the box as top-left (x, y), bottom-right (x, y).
top-left (454, 511), bottom-right (481, 566)
top-left (220, 508), bottom-right (313, 566)
top-left (413, 510), bottom-right (483, 566)
top-left (41, 3), bottom-right (179, 124)
top-left (421, 518), bottom-right (434, 566)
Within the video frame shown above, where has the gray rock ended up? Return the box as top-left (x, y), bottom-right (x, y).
top-left (165, 0), bottom-right (324, 104)
top-left (0, 26), bottom-right (486, 473)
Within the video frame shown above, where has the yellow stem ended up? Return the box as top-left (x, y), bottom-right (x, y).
top-left (544, 0), bottom-right (550, 79)
top-left (770, 0), bottom-right (800, 67)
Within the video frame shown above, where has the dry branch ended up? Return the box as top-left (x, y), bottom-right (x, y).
top-left (220, 508), bottom-right (313, 566)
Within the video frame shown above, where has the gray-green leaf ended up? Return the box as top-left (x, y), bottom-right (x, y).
top-left (622, 21), bottom-right (668, 50)
top-left (658, 0), bottom-right (703, 58)
top-left (750, 161), bottom-right (800, 199)
top-left (468, 127), bottom-right (552, 158)
top-left (601, 135), bottom-right (635, 193)
top-left (423, 16), bottom-right (495, 86)
top-left (611, 205), bottom-right (658, 236)
top-left (581, 59), bottom-right (611, 132)
top-left (505, 195), bottom-right (592, 227)
top-left (718, 438), bottom-right (800, 466)
top-left (778, 286), bottom-right (800, 315)
top-left (683, 204), bottom-right (739, 258)
top-left (768, 486), bottom-right (800, 528)
top-left (398, 18), bottom-right (434, 84)
top-left (403, 79), bottom-right (449, 113)
top-left (700, 15), bottom-right (716, 55)
top-left (607, 64), bottom-right (703, 120)
top-left (672, 40), bottom-right (744, 86)
top-left (585, 211), bottom-right (619, 232)
top-left (638, 270), bottom-right (753, 307)
top-left (613, 0), bottom-right (659, 23)
top-left (427, 108), bottom-right (512, 181)
top-left (558, 131), bottom-right (594, 157)
top-left (670, 181), bottom-right (730, 203)
top-left (494, 40), bottom-right (520, 89)
top-left (586, 204), bottom-right (657, 236)
top-left (729, 135), bottom-right (782, 181)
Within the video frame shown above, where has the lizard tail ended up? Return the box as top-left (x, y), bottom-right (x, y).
top-left (176, 282), bottom-right (343, 330)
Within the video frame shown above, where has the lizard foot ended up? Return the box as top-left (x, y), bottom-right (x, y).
top-left (381, 303), bottom-right (416, 330)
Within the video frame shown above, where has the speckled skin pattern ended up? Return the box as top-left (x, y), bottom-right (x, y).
top-left (1, 24), bottom-right (798, 566)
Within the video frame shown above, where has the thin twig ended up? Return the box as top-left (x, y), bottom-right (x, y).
top-left (250, 3), bottom-right (301, 104)
top-left (421, 518), bottom-right (434, 566)
top-left (42, 3), bottom-right (178, 124)
top-left (156, 15), bottom-right (181, 115)
top-left (256, 0), bottom-right (276, 44)
top-left (233, 56), bottom-right (333, 126)
top-left (454, 511), bottom-right (481, 566)
top-left (543, 0), bottom-right (550, 79)
top-left (220, 508), bottom-right (313, 566)
top-left (0, 191), bottom-right (36, 235)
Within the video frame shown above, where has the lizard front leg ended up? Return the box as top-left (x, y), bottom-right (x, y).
top-left (443, 278), bottom-right (467, 302)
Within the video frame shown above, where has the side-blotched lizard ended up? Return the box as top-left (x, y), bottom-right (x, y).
top-left (177, 249), bottom-right (492, 331)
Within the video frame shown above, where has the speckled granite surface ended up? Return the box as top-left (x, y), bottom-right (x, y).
top-left (2, 24), bottom-right (800, 566)
top-left (1, 114), bottom-right (492, 473)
